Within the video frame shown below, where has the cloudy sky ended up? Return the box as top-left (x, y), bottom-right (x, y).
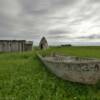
top-left (0, 0), bottom-right (100, 45)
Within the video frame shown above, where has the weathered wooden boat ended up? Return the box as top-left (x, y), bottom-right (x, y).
top-left (37, 54), bottom-right (100, 84)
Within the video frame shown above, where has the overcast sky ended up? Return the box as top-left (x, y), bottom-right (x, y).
top-left (0, 0), bottom-right (100, 45)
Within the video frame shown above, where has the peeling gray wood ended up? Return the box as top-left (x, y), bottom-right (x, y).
top-left (0, 40), bottom-right (33, 52)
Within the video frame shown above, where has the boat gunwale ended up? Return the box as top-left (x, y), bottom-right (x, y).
top-left (38, 55), bottom-right (100, 64)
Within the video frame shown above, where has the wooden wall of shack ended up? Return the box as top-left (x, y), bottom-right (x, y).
top-left (0, 40), bottom-right (33, 52)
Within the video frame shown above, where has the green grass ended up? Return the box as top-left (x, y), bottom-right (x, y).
top-left (0, 47), bottom-right (100, 100)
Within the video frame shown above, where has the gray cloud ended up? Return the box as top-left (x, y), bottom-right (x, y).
top-left (47, 29), bottom-right (72, 35)
top-left (78, 34), bottom-right (100, 39)
top-left (19, 0), bottom-right (78, 15)
top-left (0, 0), bottom-right (100, 45)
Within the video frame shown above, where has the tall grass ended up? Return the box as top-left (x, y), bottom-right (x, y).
top-left (0, 47), bottom-right (100, 100)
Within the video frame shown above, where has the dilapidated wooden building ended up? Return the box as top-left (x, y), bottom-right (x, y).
top-left (39, 37), bottom-right (48, 50)
top-left (24, 41), bottom-right (33, 51)
top-left (0, 40), bottom-right (33, 52)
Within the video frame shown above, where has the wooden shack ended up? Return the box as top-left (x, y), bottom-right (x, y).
top-left (25, 41), bottom-right (33, 51)
top-left (0, 40), bottom-right (33, 52)
top-left (39, 37), bottom-right (48, 50)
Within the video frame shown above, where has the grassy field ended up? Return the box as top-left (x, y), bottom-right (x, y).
top-left (0, 46), bottom-right (100, 100)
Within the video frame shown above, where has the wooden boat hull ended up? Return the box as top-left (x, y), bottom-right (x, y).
top-left (38, 55), bottom-right (100, 84)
